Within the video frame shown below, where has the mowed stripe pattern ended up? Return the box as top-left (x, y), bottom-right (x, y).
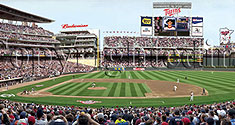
top-left (79, 71), bottom-right (235, 95)
top-left (47, 70), bottom-right (235, 97)
top-left (47, 82), bottom-right (151, 97)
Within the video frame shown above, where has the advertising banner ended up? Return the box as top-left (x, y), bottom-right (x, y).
top-left (141, 17), bottom-right (152, 26)
top-left (176, 17), bottom-right (189, 31)
top-left (192, 17), bottom-right (203, 27)
top-left (141, 26), bottom-right (152, 36)
top-left (192, 27), bottom-right (203, 37)
top-left (113, 67), bottom-right (126, 71)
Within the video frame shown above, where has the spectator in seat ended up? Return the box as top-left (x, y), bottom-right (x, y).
top-left (115, 115), bottom-right (127, 125)
top-left (228, 109), bottom-right (235, 125)
top-left (169, 109), bottom-right (183, 125)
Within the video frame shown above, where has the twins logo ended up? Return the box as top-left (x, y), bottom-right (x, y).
top-left (77, 100), bottom-right (102, 104)
top-left (220, 31), bottom-right (230, 36)
top-left (220, 27), bottom-right (234, 44)
top-left (163, 8), bottom-right (181, 16)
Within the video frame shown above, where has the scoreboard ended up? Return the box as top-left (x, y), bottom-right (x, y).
top-left (141, 16), bottom-right (203, 37)
top-left (154, 16), bottom-right (190, 36)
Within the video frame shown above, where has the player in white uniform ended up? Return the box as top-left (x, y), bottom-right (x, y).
top-left (190, 91), bottom-right (194, 101)
top-left (173, 85), bottom-right (177, 91)
top-left (92, 82), bottom-right (96, 88)
top-left (6, 84), bottom-right (8, 91)
top-left (128, 75), bottom-right (131, 79)
top-left (177, 78), bottom-right (180, 83)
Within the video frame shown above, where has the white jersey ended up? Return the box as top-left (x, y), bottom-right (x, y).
top-left (174, 86), bottom-right (177, 91)
top-left (177, 79), bottom-right (180, 83)
top-left (190, 92), bottom-right (194, 101)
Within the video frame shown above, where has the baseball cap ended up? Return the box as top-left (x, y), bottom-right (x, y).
top-left (98, 113), bottom-right (104, 119)
top-left (140, 112), bottom-right (144, 116)
top-left (28, 116), bottom-right (35, 124)
top-left (9, 114), bottom-right (15, 122)
top-left (187, 111), bottom-right (193, 115)
top-left (20, 111), bottom-right (27, 118)
top-left (182, 117), bottom-right (190, 125)
top-left (158, 112), bottom-right (161, 117)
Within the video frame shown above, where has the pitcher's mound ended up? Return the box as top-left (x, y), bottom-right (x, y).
top-left (88, 87), bottom-right (107, 90)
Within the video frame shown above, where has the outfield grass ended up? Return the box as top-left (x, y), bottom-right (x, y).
top-left (0, 70), bottom-right (235, 107)
top-left (47, 82), bottom-right (151, 97)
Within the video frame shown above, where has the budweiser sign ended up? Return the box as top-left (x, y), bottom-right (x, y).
top-left (163, 8), bottom-right (181, 16)
top-left (61, 24), bottom-right (88, 29)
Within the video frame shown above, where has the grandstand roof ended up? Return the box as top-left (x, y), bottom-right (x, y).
top-left (0, 4), bottom-right (54, 23)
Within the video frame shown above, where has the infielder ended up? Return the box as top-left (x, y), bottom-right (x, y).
top-left (128, 75), bottom-right (131, 79)
top-left (190, 91), bottom-right (194, 101)
top-left (92, 82), bottom-right (96, 88)
top-left (177, 78), bottom-right (180, 83)
top-left (173, 85), bottom-right (177, 91)
top-left (202, 88), bottom-right (206, 95)
top-left (32, 87), bottom-right (35, 92)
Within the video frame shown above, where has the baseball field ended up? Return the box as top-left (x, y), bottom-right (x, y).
top-left (0, 70), bottom-right (235, 107)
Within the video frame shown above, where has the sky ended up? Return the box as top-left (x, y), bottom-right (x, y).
top-left (1, 0), bottom-right (235, 49)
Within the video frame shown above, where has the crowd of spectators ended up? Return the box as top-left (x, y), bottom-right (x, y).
top-left (0, 59), bottom-right (94, 81)
top-left (101, 58), bottom-right (166, 68)
top-left (0, 99), bottom-right (234, 125)
top-left (155, 38), bottom-right (203, 48)
top-left (0, 48), bottom-right (58, 57)
top-left (0, 22), bottom-right (54, 36)
top-left (0, 31), bottom-right (59, 43)
top-left (104, 36), bottom-right (204, 48)
top-left (103, 49), bottom-right (203, 56)
top-left (204, 48), bottom-right (235, 55)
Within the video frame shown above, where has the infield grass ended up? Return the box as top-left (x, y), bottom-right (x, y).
top-left (47, 82), bottom-right (151, 97)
